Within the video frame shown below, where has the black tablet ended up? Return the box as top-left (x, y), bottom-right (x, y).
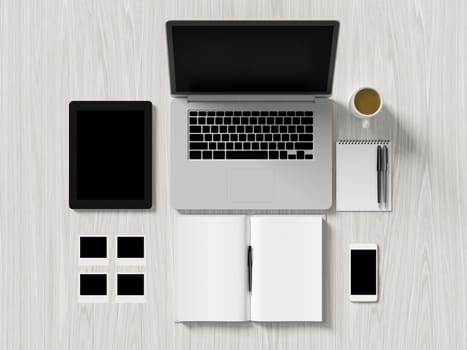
top-left (69, 101), bottom-right (152, 209)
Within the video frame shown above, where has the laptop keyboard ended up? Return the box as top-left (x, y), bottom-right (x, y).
top-left (188, 110), bottom-right (314, 160)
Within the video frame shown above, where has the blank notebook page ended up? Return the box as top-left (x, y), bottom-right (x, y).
top-left (174, 215), bottom-right (249, 322)
top-left (249, 216), bottom-right (323, 322)
top-left (336, 140), bottom-right (392, 211)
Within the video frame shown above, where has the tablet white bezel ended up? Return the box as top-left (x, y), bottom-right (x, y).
top-left (349, 243), bottom-right (378, 302)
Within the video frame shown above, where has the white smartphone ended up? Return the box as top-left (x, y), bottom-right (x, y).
top-left (349, 244), bottom-right (378, 302)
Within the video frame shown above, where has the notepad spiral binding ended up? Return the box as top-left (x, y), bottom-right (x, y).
top-left (338, 139), bottom-right (390, 145)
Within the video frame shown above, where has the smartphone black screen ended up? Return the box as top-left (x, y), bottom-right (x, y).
top-left (351, 250), bottom-right (376, 295)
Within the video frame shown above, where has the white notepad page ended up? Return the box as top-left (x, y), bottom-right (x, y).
top-left (250, 216), bottom-right (323, 322)
top-left (336, 140), bottom-right (392, 211)
top-left (174, 215), bottom-right (249, 322)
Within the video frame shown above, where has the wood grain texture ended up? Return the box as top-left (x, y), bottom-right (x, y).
top-left (1, 0), bottom-right (466, 348)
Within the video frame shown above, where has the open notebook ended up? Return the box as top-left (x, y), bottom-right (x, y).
top-left (174, 215), bottom-right (323, 322)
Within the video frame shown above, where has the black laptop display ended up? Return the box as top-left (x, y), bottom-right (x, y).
top-left (69, 101), bottom-right (152, 209)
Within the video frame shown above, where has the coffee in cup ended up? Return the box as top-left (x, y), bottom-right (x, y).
top-left (349, 87), bottom-right (383, 128)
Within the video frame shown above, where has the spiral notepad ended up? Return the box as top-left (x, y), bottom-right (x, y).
top-left (336, 140), bottom-right (392, 211)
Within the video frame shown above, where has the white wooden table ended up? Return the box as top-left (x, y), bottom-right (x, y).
top-left (1, 0), bottom-right (466, 348)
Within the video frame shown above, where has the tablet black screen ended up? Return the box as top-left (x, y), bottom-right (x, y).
top-left (69, 101), bottom-right (152, 209)
top-left (77, 110), bottom-right (144, 200)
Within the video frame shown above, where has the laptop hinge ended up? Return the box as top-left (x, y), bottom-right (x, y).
top-left (186, 95), bottom-right (322, 102)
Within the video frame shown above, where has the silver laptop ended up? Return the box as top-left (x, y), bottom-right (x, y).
top-left (167, 20), bottom-right (339, 209)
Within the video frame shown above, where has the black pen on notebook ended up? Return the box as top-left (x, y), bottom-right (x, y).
top-left (377, 146), bottom-right (382, 204)
top-left (247, 246), bottom-right (253, 293)
top-left (382, 145), bottom-right (388, 204)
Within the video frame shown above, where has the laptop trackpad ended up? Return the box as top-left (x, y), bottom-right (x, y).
top-left (227, 168), bottom-right (275, 202)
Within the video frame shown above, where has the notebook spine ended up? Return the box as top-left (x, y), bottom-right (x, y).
top-left (338, 139), bottom-right (390, 145)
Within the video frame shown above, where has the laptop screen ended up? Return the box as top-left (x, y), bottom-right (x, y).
top-left (167, 21), bottom-right (339, 95)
